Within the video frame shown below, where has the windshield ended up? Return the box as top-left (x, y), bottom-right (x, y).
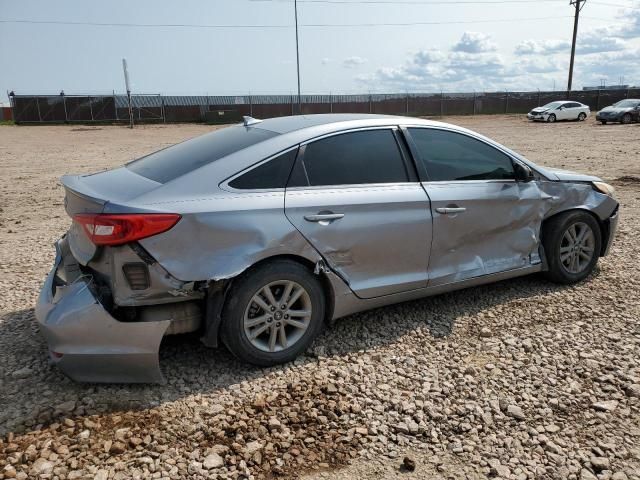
top-left (541, 102), bottom-right (564, 110)
top-left (612, 100), bottom-right (640, 108)
top-left (127, 126), bottom-right (278, 183)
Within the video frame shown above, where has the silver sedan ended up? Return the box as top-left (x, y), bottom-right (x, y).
top-left (36, 114), bottom-right (619, 383)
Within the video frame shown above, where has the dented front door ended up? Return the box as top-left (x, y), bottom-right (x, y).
top-left (284, 128), bottom-right (432, 299)
top-left (424, 180), bottom-right (544, 286)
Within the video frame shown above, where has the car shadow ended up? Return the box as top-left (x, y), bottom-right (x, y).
top-left (0, 270), bottom-right (581, 437)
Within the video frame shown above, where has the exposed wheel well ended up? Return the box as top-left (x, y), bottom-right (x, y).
top-left (238, 255), bottom-right (335, 322)
top-left (541, 208), bottom-right (609, 257)
top-left (201, 254), bottom-right (336, 349)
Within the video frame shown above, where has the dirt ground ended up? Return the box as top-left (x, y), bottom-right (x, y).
top-left (0, 116), bottom-right (639, 480)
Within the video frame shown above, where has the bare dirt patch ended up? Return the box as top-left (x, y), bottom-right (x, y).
top-left (0, 117), bottom-right (638, 480)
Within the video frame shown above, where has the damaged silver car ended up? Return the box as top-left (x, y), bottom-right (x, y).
top-left (36, 114), bottom-right (619, 383)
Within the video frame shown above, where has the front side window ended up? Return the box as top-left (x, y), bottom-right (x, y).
top-left (294, 129), bottom-right (408, 187)
top-left (408, 128), bottom-right (515, 182)
top-left (542, 101), bottom-right (564, 110)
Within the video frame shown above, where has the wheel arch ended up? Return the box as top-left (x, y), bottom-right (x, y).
top-left (200, 253), bottom-right (336, 349)
top-left (541, 207), bottom-right (608, 257)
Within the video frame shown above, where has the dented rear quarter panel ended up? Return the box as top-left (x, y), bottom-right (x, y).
top-left (137, 190), bottom-right (324, 282)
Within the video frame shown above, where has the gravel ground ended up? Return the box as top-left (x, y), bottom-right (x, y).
top-left (0, 116), bottom-right (638, 480)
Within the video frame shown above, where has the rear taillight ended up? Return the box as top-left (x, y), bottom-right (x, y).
top-left (73, 213), bottom-right (181, 246)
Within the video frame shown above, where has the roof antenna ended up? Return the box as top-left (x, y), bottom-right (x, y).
top-left (243, 116), bottom-right (262, 126)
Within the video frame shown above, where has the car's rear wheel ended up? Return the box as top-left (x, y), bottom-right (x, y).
top-left (578, 112), bottom-right (586, 121)
top-left (221, 260), bottom-right (325, 366)
top-left (622, 113), bottom-right (632, 124)
top-left (547, 114), bottom-right (556, 123)
top-left (542, 211), bottom-right (601, 284)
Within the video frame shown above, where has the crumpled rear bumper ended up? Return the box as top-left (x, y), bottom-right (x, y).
top-left (35, 238), bottom-right (170, 383)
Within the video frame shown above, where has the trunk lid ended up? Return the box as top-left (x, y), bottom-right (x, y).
top-left (62, 167), bottom-right (163, 265)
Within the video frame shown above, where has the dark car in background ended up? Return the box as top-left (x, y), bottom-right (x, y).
top-left (596, 99), bottom-right (640, 124)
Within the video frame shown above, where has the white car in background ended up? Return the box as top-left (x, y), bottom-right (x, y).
top-left (527, 101), bottom-right (590, 123)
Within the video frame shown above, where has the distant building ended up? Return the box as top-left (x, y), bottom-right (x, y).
top-left (583, 85), bottom-right (630, 91)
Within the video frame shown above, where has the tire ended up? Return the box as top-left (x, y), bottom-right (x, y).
top-left (547, 114), bottom-right (556, 123)
top-left (542, 211), bottom-right (602, 284)
top-left (578, 112), bottom-right (586, 121)
top-left (621, 113), bottom-right (632, 124)
top-left (600, 121), bottom-right (607, 125)
top-left (220, 260), bottom-right (325, 366)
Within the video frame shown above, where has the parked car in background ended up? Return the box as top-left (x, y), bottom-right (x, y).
top-left (527, 101), bottom-right (590, 123)
top-left (596, 99), bottom-right (640, 124)
top-left (36, 114), bottom-right (619, 383)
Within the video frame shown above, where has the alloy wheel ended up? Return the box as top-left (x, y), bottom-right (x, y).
top-left (243, 280), bottom-right (312, 353)
top-left (559, 222), bottom-right (596, 274)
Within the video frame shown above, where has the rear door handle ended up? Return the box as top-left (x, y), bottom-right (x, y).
top-left (435, 207), bottom-right (467, 214)
top-left (304, 213), bottom-right (345, 222)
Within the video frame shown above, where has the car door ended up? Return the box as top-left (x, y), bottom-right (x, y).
top-left (284, 127), bottom-right (432, 299)
top-left (404, 127), bottom-right (545, 287)
top-left (556, 103), bottom-right (571, 120)
top-left (566, 102), bottom-right (582, 119)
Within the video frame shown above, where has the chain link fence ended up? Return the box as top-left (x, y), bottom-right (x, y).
top-left (9, 88), bottom-right (640, 124)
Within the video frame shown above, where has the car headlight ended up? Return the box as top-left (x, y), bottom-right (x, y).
top-left (593, 181), bottom-right (615, 196)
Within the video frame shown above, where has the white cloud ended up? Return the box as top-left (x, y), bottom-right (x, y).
top-left (321, 58), bottom-right (332, 65)
top-left (514, 39), bottom-right (570, 56)
top-left (343, 56), bottom-right (368, 68)
top-left (515, 33), bottom-right (625, 56)
top-left (353, 5), bottom-right (640, 93)
top-left (452, 32), bottom-right (497, 53)
top-left (576, 48), bottom-right (640, 85)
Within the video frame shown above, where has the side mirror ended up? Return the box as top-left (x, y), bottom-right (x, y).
top-left (513, 162), bottom-right (535, 183)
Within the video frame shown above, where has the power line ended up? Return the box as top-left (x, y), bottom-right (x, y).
top-left (0, 15), bottom-right (574, 29)
top-left (252, 0), bottom-right (563, 4)
top-left (590, 1), bottom-right (638, 7)
top-left (0, 19), bottom-right (291, 28)
top-left (304, 16), bottom-right (572, 25)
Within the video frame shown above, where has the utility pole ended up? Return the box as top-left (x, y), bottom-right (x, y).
top-left (567, 0), bottom-right (586, 95)
top-left (294, 0), bottom-right (302, 114)
top-left (122, 58), bottom-right (134, 129)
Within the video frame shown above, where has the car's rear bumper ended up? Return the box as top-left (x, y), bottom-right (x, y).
top-left (35, 237), bottom-right (170, 383)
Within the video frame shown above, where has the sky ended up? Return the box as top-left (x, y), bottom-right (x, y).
top-left (1, 0), bottom-right (639, 103)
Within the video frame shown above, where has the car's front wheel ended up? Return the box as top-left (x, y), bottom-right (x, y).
top-left (600, 120), bottom-right (607, 125)
top-left (221, 260), bottom-right (325, 366)
top-left (622, 113), bottom-right (632, 124)
top-left (578, 112), bottom-right (586, 121)
top-left (542, 211), bottom-right (601, 284)
top-left (547, 114), bottom-right (556, 123)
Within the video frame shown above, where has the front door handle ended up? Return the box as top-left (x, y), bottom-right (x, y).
top-left (304, 213), bottom-right (345, 222)
top-left (436, 207), bottom-right (467, 214)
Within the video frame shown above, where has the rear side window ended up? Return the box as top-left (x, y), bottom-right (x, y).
top-left (296, 129), bottom-right (408, 187)
top-left (229, 149), bottom-right (298, 190)
top-left (127, 126), bottom-right (278, 183)
top-left (408, 128), bottom-right (514, 181)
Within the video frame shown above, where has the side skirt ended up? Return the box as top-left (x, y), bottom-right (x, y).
top-left (329, 264), bottom-right (543, 321)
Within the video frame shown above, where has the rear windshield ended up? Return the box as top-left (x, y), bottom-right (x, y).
top-left (127, 126), bottom-right (278, 183)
